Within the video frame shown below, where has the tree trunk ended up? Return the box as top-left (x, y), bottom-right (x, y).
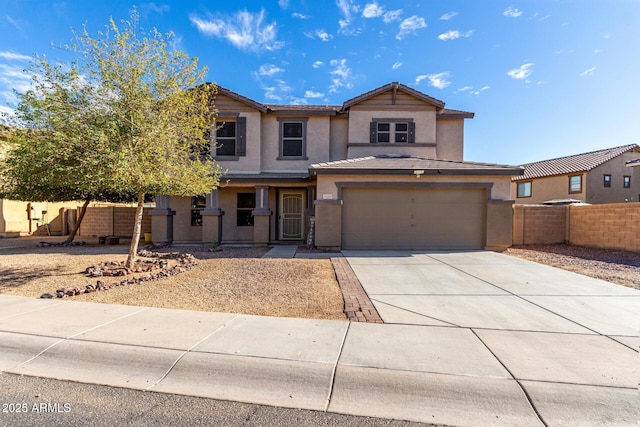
top-left (125, 192), bottom-right (145, 269)
top-left (60, 199), bottom-right (90, 245)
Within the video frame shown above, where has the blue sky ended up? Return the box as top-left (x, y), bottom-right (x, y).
top-left (0, 0), bottom-right (638, 165)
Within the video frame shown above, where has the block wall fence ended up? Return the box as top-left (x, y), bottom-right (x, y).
top-left (513, 203), bottom-right (640, 252)
top-left (77, 206), bottom-right (152, 237)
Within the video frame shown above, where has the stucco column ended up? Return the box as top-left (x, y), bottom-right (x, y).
top-left (252, 186), bottom-right (271, 245)
top-left (314, 199), bottom-right (342, 249)
top-left (486, 200), bottom-right (514, 250)
top-left (202, 189), bottom-right (224, 244)
top-left (149, 195), bottom-right (175, 244)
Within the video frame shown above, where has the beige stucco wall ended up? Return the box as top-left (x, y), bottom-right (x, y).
top-left (316, 174), bottom-right (513, 201)
top-left (347, 106), bottom-right (437, 144)
top-left (261, 115), bottom-right (332, 172)
top-left (435, 119), bottom-right (464, 161)
top-left (329, 116), bottom-right (348, 161)
top-left (512, 173), bottom-right (586, 204)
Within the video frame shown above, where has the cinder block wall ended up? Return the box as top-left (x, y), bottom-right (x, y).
top-left (569, 202), bottom-right (640, 252)
top-left (512, 205), bottom-right (567, 245)
top-left (514, 203), bottom-right (640, 252)
top-left (79, 207), bottom-right (152, 237)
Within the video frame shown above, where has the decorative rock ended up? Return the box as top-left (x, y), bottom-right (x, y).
top-left (40, 293), bottom-right (54, 299)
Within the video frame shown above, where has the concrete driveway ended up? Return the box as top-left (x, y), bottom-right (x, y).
top-left (343, 250), bottom-right (639, 425)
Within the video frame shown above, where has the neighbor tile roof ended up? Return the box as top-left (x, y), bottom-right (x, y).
top-left (310, 155), bottom-right (523, 176)
top-left (513, 144), bottom-right (640, 181)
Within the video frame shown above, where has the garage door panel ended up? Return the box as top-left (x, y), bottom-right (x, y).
top-left (342, 187), bottom-right (484, 250)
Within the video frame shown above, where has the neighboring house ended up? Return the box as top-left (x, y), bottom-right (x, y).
top-left (0, 200), bottom-right (74, 237)
top-left (151, 82), bottom-right (523, 250)
top-left (511, 144), bottom-right (640, 205)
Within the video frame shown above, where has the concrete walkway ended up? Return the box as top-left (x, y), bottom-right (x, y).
top-left (262, 245), bottom-right (298, 258)
top-left (1, 250), bottom-right (638, 426)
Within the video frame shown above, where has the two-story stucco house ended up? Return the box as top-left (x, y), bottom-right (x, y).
top-left (150, 82), bottom-right (523, 250)
top-left (511, 144), bottom-right (640, 205)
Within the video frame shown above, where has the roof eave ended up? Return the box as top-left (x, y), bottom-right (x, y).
top-left (310, 168), bottom-right (524, 176)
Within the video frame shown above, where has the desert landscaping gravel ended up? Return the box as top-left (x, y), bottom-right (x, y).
top-left (0, 236), bottom-right (346, 320)
top-left (505, 244), bottom-right (640, 290)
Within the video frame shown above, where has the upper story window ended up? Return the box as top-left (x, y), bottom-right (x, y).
top-left (370, 118), bottom-right (415, 143)
top-left (517, 181), bottom-right (532, 198)
top-left (603, 174), bottom-right (611, 187)
top-left (212, 116), bottom-right (246, 160)
top-left (624, 175), bottom-right (631, 188)
top-left (569, 175), bottom-right (582, 193)
top-left (278, 118), bottom-right (308, 160)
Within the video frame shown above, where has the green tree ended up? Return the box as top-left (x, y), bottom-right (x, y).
top-left (0, 10), bottom-right (220, 267)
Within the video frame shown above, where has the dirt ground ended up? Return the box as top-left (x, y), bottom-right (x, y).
top-left (0, 236), bottom-right (347, 320)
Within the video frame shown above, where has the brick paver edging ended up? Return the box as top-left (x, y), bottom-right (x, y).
top-left (331, 258), bottom-right (383, 323)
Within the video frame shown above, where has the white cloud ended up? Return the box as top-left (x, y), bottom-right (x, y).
top-left (0, 104), bottom-right (15, 116)
top-left (258, 64), bottom-right (284, 77)
top-left (392, 61), bottom-right (403, 70)
top-left (470, 86), bottom-right (490, 95)
top-left (440, 11), bottom-right (458, 21)
top-left (278, 0), bottom-right (289, 8)
top-left (263, 79), bottom-right (292, 102)
top-left (140, 3), bottom-right (170, 15)
top-left (363, 2), bottom-right (384, 18)
top-left (312, 61), bottom-right (324, 68)
top-left (437, 30), bottom-right (473, 41)
top-left (415, 75), bottom-right (428, 84)
top-left (504, 7), bottom-right (523, 18)
top-left (190, 9), bottom-right (283, 52)
top-left (579, 67), bottom-right (596, 77)
top-left (383, 9), bottom-right (403, 23)
top-left (457, 86), bottom-right (472, 92)
top-left (316, 29), bottom-right (333, 41)
top-left (329, 59), bottom-right (353, 93)
top-left (292, 12), bottom-right (310, 19)
top-left (0, 51), bottom-right (31, 61)
top-left (507, 63), bottom-right (534, 80)
top-left (336, 0), bottom-right (359, 33)
top-left (396, 16), bottom-right (427, 40)
top-left (419, 72), bottom-right (451, 89)
top-left (305, 90), bottom-right (324, 98)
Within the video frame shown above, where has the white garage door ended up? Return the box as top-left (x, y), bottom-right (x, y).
top-left (342, 187), bottom-right (485, 250)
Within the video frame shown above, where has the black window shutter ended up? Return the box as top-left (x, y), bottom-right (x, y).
top-left (408, 122), bottom-right (416, 143)
top-left (237, 116), bottom-right (247, 156)
top-left (370, 121), bottom-right (377, 143)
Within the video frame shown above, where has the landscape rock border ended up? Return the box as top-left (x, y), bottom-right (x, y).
top-left (40, 249), bottom-right (198, 299)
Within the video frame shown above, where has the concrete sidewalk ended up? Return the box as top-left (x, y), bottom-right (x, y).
top-left (1, 250), bottom-right (638, 426)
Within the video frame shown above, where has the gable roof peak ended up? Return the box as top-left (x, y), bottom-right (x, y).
top-left (342, 82), bottom-right (446, 110)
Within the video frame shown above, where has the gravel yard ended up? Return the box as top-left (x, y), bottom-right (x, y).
top-left (505, 244), bottom-right (640, 290)
top-left (0, 237), bottom-right (346, 320)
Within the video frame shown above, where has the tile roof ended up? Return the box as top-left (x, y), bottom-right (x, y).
top-left (513, 144), bottom-right (640, 181)
top-left (439, 108), bottom-right (475, 118)
top-left (265, 104), bottom-right (342, 115)
top-left (310, 155), bottom-right (523, 176)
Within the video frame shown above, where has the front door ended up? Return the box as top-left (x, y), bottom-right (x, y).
top-left (279, 191), bottom-right (304, 240)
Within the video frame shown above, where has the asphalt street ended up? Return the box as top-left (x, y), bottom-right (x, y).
top-left (0, 373), bottom-right (435, 427)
